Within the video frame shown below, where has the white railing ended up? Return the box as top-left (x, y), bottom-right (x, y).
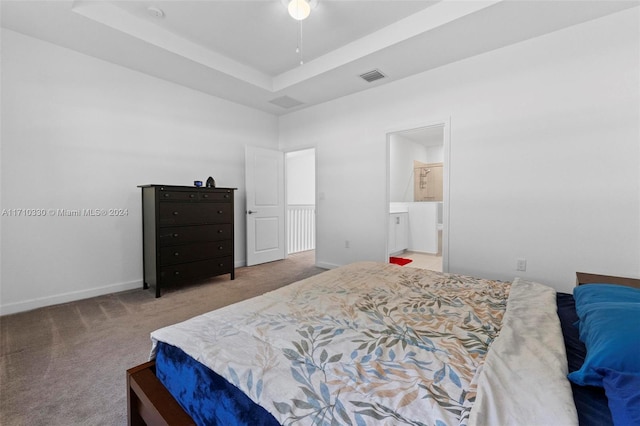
top-left (287, 205), bottom-right (315, 254)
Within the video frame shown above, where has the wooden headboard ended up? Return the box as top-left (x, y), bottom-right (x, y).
top-left (576, 272), bottom-right (640, 289)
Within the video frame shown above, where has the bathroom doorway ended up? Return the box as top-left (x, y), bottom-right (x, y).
top-left (387, 121), bottom-right (450, 272)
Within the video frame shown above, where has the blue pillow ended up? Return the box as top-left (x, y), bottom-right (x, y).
top-left (599, 368), bottom-right (640, 426)
top-left (567, 302), bottom-right (640, 387)
top-left (573, 284), bottom-right (640, 317)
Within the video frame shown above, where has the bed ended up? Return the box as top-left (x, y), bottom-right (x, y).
top-left (126, 263), bottom-right (640, 426)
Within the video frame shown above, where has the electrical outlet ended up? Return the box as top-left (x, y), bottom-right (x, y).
top-left (345, 240), bottom-right (350, 249)
top-left (516, 258), bottom-right (527, 272)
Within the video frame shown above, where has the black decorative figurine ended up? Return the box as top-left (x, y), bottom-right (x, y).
top-left (206, 176), bottom-right (215, 188)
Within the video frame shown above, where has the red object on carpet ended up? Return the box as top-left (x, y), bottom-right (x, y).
top-left (389, 256), bottom-right (412, 266)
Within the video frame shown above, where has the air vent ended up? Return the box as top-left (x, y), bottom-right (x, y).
top-left (269, 96), bottom-right (305, 109)
top-left (359, 69), bottom-right (386, 83)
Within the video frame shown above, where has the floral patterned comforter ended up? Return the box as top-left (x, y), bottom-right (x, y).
top-left (151, 262), bottom-right (511, 426)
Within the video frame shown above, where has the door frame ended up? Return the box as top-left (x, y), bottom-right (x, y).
top-left (385, 117), bottom-right (451, 272)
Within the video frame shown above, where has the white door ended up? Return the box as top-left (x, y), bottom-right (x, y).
top-left (245, 146), bottom-right (285, 266)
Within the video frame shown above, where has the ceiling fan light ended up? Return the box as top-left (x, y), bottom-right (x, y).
top-left (288, 0), bottom-right (311, 20)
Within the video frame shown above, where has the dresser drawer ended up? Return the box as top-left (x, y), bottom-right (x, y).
top-left (160, 257), bottom-right (233, 284)
top-left (158, 224), bottom-right (232, 246)
top-left (158, 190), bottom-right (233, 202)
top-left (199, 191), bottom-right (233, 202)
top-left (158, 191), bottom-right (199, 201)
top-left (159, 241), bottom-right (233, 265)
top-left (158, 202), bottom-right (232, 226)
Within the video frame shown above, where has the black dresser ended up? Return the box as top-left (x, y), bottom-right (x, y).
top-left (138, 185), bottom-right (236, 297)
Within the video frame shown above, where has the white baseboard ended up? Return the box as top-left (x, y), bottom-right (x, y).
top-left (407, 249), bottom-right (439, 255)
top-left (315, 261), bottom-right (339, 270)
top-left (0, 279), bottom-right (143, 316)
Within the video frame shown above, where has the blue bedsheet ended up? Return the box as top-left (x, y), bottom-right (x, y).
top-left (155, 342), bottom-right (279, 426)
top-left (556, 292), bottom-right (613, 426)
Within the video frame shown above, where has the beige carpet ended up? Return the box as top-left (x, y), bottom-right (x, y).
top-left (0, 251), bottom-right (324, 425)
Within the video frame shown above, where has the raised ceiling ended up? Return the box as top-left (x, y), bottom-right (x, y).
top-left (1, 1), bottom-right (636, 115)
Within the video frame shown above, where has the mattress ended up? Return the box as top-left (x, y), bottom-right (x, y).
top-left (150, 262), bottom-right (579, 425)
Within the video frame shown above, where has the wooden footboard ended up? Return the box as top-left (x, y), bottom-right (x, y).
top-left (576, 272), bottom-right (640, 288)
top-left (127, 361), bottom-right (195, 426)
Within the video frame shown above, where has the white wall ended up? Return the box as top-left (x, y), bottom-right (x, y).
top-left (286, 149), bottom-right (315, 205)
top-left (279, 8), bottom-right (640, 292)
top-left (0, 29), bottom-right (279, 314)
top-left (389, 134), bottom-right (428, 202)
top-left (426, 145), bottom-right (444, 164)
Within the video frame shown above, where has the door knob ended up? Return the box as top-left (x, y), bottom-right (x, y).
top-left (247, 210), bottom-right (258, 214)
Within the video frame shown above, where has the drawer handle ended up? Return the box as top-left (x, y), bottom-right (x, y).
top-left (174, 271), bottom-right (180, 276)
top-left (173, 233), bottom-right (179, 238)
top-left (189, 194), bottom-right (195, 198)
top-left (218, 246), bottom-right (224, 250)
top-left (224, 195), bottom-right (229, 198)
top-left (217, 210), bottom-right (223, 214)
top-left (173, 211), bottom-right (179, 216)
top-left (219, 263), bottom-right (224, 267)
top-left (218, 230), bottom-right (223, 233)
top-left (164, 193), bottom-right (170, 198)
top-left (203, 194), bottom-right (209, 198)
top-left (174, 252), bottom-right (180, 256)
